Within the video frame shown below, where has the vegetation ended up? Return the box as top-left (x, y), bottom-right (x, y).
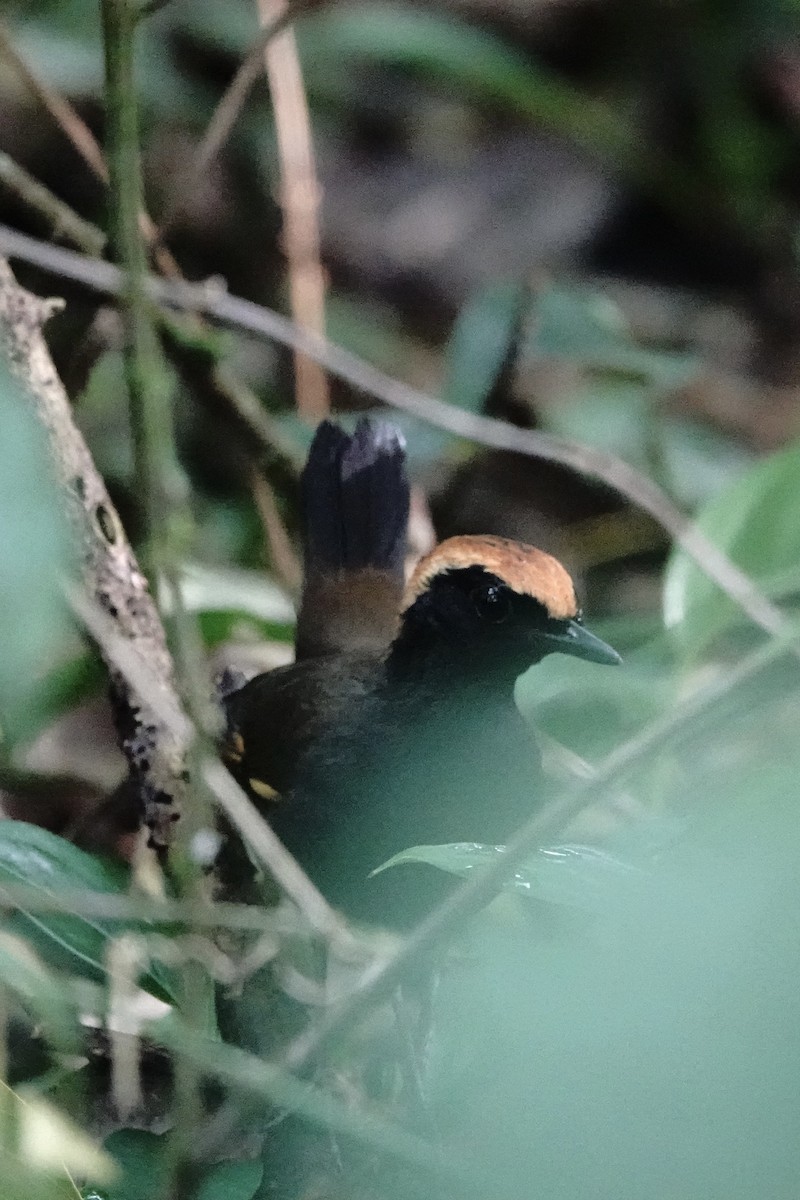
top-left (0, 1), bottom-right (800, 1197)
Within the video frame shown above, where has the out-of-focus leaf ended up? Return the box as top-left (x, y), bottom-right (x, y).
top-left (164, 559), bottom-right (297, 646)
top-left (442, 280), bottom-right (529, 412)
top-left (75, 352), bottom-right (133, 483)
top-left (194, 1160), bottom-right (263, 1200)
top-left (298, 3), bottom-right (636, 169)
top-left (658, 417), bottom-right (754, 509)
top-left (16, 1088), bottom-right (117, 1183)
top-left (100, 1129), bottom-right (262, 1200)
top-left (516, 639), bottom-right (673, 762)
top-left (0, 933), bottom-right (78, 1048)
top-left (0, 822), bottom-right (176, 1002)
top-left (540, 378), bottom-right (652, 468)
top-left (531, 286), bottom-right (696, 388)
top-left (101, 1131), bottom-right (166, 1200)
top-left (422, 694), bottom-right (800, 1200)
top-left (663, 440), bottom-right (800, 661)
top-left (171, 562), bottom-right (295, 629)
top-left (0, 360), bottom-right (72, 743)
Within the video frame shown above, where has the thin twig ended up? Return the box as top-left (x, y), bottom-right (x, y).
top-left (101, 0), bottom-right (178, 552)
top-left (282, 615), bottom-right (800, 1073)
top-left (0, 22), bottom-right (108, 181)
top-left (0, 152), bottom-right (106, 255)
top-left (202, 758), bottom-right (355, 947)
top-left (250, 466), bottom-right (303, 595)
top-left (258, 0), bottom-right (330, 418)
top-left (155, 0), bottom-right (322, 237)
top-left (0, 883), bottom-right (304, 934)
top-left (150, 1016), bottom-right (456, 1181)
top-left (0, 20), bottom-right (180, 278)
top-left (0, 223), bottom-right (788, 648)
top-left (68, 582), bottom-right (347, 944)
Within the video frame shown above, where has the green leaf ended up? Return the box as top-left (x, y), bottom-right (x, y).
top-left (101, 1129), bottom-right (263, 1200)
top-left (371, 840), bottom-right (657, 913)
top-left (194, 1160), bottom-right (263, 1200)
top-left (101, 1130), bottom-right (166, 1200)
top-left (663, 440), bottom-right (800, 661)
top-left (530, 285), bottom-right (697, 388)
top-left (0, 822), bottom-right (176, 1002)
top-left (442, 280), bottom-right (529, 413)
top-left (0, 360), bottom-right (72, 743)
top-left (0, 933), bottom-right (79, 1049)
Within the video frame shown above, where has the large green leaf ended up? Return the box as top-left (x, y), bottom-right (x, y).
top-left (663, 440), bottom-right (800, 661)
top-left (99, 1130), bottom-right (262, 1200)
top-left (0, 360), bottom-right (72, 744)
top-left (443, 280), bottom-right (529, 413)
top-left (372, 839), bottom-right (664, 914)
top-left (0, 822), bottom-right (176, 1002)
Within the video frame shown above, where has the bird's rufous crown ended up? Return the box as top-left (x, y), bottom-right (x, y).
top-left (403, 535), bottom-right (578, 619)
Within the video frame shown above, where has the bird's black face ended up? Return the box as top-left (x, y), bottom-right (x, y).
top-left (395, 566), bottom-right (620, 683)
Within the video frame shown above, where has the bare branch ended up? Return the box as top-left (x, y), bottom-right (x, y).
top-left (0, 22), bottom-right (180, 279)
top-left (0, 256), bottom-right (188, 845)
top-left (258, 0), bottom-right (330, 418)
top-left (0, 222), bottom-right (789, 648)
top-left (156, 0), bottom-right (322, 238)
top-left (0, 152), bottom-right (106, 256)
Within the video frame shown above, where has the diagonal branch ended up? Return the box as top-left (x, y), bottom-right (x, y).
top-left (0, 256), bottom-right (187, 847)
top-left (0, 223), bottom-right (788, 649)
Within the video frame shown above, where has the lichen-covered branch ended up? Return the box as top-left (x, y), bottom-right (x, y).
top-left (0, 256), bottom-right (187, 846)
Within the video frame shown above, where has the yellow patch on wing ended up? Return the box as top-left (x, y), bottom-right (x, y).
top-left (403, 535), bottom-right (578, 619)
top-left (249, 777), bottom-right (281, 802)
top-left (223, 730), bottom-right (245, 764)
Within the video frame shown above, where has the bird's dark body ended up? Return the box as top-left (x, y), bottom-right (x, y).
top-left (225, 645), bottom-right (540, 921)
top-left (223, 418), bottom-right (619, 923)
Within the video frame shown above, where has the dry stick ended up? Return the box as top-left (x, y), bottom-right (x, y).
top-left (0, 21), bottom-right (180, 279)
top-left (0, 152), bottom-right (106, 256)
top-left (283, 616), bottom-right (800, 1073)
top-left (69, 585), bottom-right (351, 945)
top-left (258, 0), bottom-right (330, 419)
top-left (0, 224), bottom-right (787, 647)
top-left (250, 466), bottom-right (303, 595)
top-left (0, 257), bottom-right (188, 845)
top-left (0, 22), bottom-right (107, 181)
top-left (156, 0), bottom-right (322, 238)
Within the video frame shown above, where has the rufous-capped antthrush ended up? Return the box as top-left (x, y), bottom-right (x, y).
top-left (222, 419), bottom-right (620, 922)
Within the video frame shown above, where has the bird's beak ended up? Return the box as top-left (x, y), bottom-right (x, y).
top-left (539, 618), bottom-right (622, 666)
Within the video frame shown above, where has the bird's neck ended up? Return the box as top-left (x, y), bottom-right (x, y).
top-left (386, 619), bottom-right (524, 703)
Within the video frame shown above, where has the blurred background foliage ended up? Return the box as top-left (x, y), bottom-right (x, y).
top-left (1, 0), bottom-right (800, 1197)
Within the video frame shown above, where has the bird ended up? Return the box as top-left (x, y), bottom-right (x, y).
top-left (222, 418), bottom-right (620, 924)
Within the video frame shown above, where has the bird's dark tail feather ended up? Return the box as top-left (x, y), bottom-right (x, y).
top-left (296, 419), bottom-right (410, 660)
top-left (302, 418), bottom-right (409, 578)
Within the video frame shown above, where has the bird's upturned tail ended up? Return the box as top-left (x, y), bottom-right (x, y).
top-left (296, 418), bottom-right (410, 659)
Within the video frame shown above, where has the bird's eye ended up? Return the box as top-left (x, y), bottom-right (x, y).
top-left (472, 583), bottom-right (511, 623)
